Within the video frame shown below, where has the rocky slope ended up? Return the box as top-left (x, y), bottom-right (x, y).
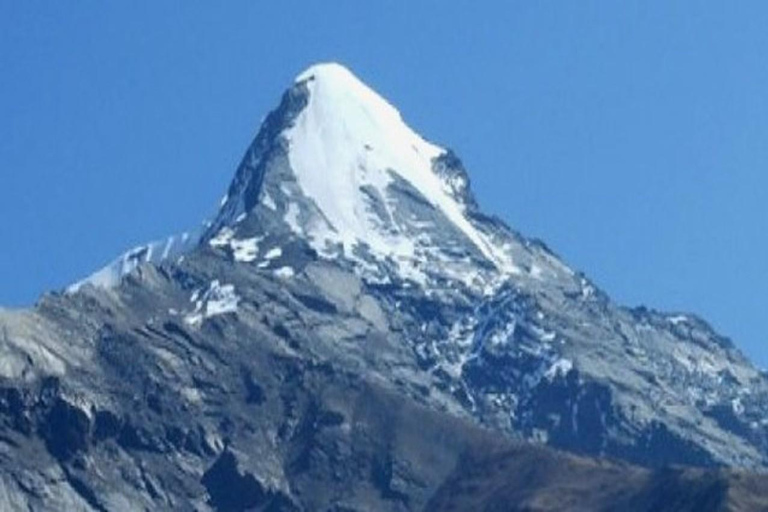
top-left (1, 62), bottom-right (767, 510)
top-left (427, 444), bottom-right (768, 512)
top-left (203, 63), bottom-right (768, 469)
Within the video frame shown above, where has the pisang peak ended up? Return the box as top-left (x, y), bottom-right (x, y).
top-left (205, 62), bottom-right (521, 290)
top-left (5, 61), bottom-right (768, 510)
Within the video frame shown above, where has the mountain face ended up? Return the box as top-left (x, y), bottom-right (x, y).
top-left (1, 62), bottom-right (768, 510)
top-left (204, 62), bottom-right (768, 468)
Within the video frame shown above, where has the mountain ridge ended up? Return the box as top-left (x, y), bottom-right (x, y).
top-left (67, 63), bottom-right (768, 470)
top-left (3, 61), bottom-right (767, 510)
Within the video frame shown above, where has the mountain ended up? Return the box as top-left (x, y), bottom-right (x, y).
top-left (1, 62), bottom-right (767, 510)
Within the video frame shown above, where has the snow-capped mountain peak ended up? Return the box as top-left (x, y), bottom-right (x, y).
top-left (71, 62), bottom-right (521, 292)
top-left (208, 63), bottom-right (520, 289)
top-left (286, 63), bottom-right (499, 262)
top-left (45, 62), bottom-right (768, 492)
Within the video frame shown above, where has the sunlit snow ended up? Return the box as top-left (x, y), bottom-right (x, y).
top-left (284, 63), bottom-right (516, 275)
top-left (184, 280), bottom-right (240, 327)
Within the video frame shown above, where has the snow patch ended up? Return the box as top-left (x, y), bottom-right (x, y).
top-left (68, 231), bottom-right (198, 292)
top-left (668, 315), bottom-right (689, 326)
top-left (231, 237), bottom-right (262, 263)
top-left (264, 247), bottom-right (282, 260)
top-left (284, 203), bottom-right (302, 234)
top-left (209, 227), bottom-right (235, 248)
top-left (274, 267), bottom-right (295, 279)
top-left (545, 358), bottom-right (574, 380)
top-left (184, 280), bottom-right (240, 327)
top-left (263, 193), bottom-right (277, 210)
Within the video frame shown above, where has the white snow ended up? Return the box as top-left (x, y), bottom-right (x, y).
top-left (580, 278), bottom-right (595, 299)
top-left (545, 358), bottom-right (574, 380)
top-left (668, 315), bottom-right (689, 325)
top-left (184, 280), bottom-right (240, 327)
top-left (210, 228), bottom-right (263, 263)
top-left (264, 247), bottom-right (282, 260)
top-left (540, 331), bottom-right (557, 343)
top-left (262, 193), bottom-right (277, 210)
top-left (284, 203), bottom-right (302, 234)
top-left (67, 231), bottom-right (199, 292)
top-left (284, 63), bottom-right (514, 273)
top-left (274, 266), bottom-right (295, 279)
top-left (231, 237), bottom-right (261, 263)
top-left (732, 397), bottom-right (745, 415)
top-left (207, 224), bottom-right (266, 264)
top-left (206, 286), bottom-right (239, 316)
top-left (209, 227), bottom-right (235, 248)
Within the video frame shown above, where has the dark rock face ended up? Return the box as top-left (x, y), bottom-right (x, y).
top-left (202, 450), bottom-right (297, 512)
top-left (208, 80), bottom-right (310, 240)
top-left (425, 445), bottom-right (768, 512)
top-left (40, 397), bottom-right (91, 461)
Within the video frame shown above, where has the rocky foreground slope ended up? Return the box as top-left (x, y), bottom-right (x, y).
top-left (2, 63), bottom-right (768, 510)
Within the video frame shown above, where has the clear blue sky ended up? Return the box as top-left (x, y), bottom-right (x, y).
top-left (1, 2), bottom-right (766, 365)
